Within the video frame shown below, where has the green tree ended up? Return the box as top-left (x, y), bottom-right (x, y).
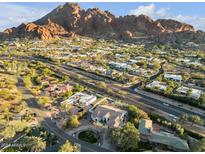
top-left (187, 89), bottom-right (193, 97)
top-left (152, 62), bottom-right (161, 70)
top-left (189, 115), bottom-right (204, 126)
top-left (157, 75), bottom-right (163, 82)
top-left (190, 138), bottom-right (205, 152)
top-left (29, 68), bottom-right (37, 77)
top-left (42, 68), bottom-right (52, 76)
top-left (107, 88), bottom-right (113, 94)
top-left (38, 96), bottom-right (51, 107)
top-left (199, 138), bottom-right (205, 151)
top-left (126, 105), bottom-right (149, 125)
top-left (97, 81), bottom-right (107, 89)
top-left (175, 124), bottom-right (184, 136)
top-left (9, 120), bottom-right (28, 132)
top-left (64, 90), bottom-right (73, 97)
top-left (69, 115), bottom-right (80, 128)
top-left (22, 136), bottom-right (46, 152)
top-left (134, 109), bottom-right (150, 125)
top-left (61, 103), bottom-right (72, 112)
top-left (110, 122), bottom-right (140, 151)
top-left (0, 89), bottom-right (15, 100)
top-left (180, 114), bottom-right (189, 123)
top-left (0, 101), bottom-right (11, 113)
top-left (164, 86), bottom-right (173, 95)
top-left (74, 84), bottom-right (85, 92)
top-left (182, 72), bottom-right (190, 81)
top-left (23, 76), bottom-right (32, 88)
top-left (199, 93), bottom-right (205, 106)
top-left (0, 126), bottom-right (16, 139)
top-left (59, 140), bottom-right (80, 152)
top-left (13, 102), bottom-right (25, 113)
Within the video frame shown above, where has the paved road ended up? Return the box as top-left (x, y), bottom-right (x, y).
top-left (17, 78), bottom-right (111, 152)
top-left (0, 133), bottom-right (26, 150)
top-left (134, 88), bottom-right (205, 117)
top-left (46, 59), bottom-right (205, 120)
top-left (39, 61), bottom-right (205, 135)
top-left (55, 64), bottom-right (205, 135)
top-left (2, 57), bottom-right (205, 134)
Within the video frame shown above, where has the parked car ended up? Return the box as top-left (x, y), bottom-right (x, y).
top-left (163, 103), bottom-right (169, 106)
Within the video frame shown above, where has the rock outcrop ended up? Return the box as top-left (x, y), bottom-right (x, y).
top-left (2, 19), bottom-right (71, 40)
top-left (1, 2), bottom-right (203, 43)
top-left (155, 19), bottom-right (194, 33)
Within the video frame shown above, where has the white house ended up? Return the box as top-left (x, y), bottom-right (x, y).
top-left (176, 58), bottom-right (191, 63)
top-left (176, 86), bottom-right (202, 100)
top-left (187, 61), bottom-right (203, 66)
top-left (146, 81), bottom-right (167, 91)
top-left (164, 74), bottom-right (182, 82)
top-left (127, 59), bottom-right (138, 65)
top-left (61, 92), bottom-right (97, 108)
top-left (109, 62), bottom-right (132, 71)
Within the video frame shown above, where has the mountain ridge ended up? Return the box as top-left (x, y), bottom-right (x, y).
top-left (1, 2), bottom-right (204, 44)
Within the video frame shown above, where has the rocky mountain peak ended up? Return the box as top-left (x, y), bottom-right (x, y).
top-left (1, 2), bottom-right (203, 44)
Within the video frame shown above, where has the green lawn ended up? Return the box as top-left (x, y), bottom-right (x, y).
top-left (78, 130), bottom-right (98, 144)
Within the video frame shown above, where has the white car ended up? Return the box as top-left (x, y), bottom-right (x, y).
top-left (168, 114), bottom-right (179, 121)
top-left (163, 103), bottom-right (169, 106)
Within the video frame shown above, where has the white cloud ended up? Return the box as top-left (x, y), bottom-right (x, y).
top-left (0, 3), bottom-right (49, 31)
top-left (129, 3), bottom-right (205, 30)
top-left (129, 3), bottom-right (170, 19)
top-left (129, 3), bottom-right (156, 17)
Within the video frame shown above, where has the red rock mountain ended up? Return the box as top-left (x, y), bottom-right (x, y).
top-left (1, 2), bottom-right (202, 43)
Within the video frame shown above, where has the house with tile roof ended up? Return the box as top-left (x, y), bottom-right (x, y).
top-left (139, 119), bottom-right (189, 151)
top-left (91, 105), bottom-right (127, 128)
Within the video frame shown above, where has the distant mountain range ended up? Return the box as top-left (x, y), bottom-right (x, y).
top-left (1, 3), bottom-right (205, 44)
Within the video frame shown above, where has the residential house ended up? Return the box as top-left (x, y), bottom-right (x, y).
top-left (186, 42), bottom-right (199, 47)
top-left (12, 114), bottom-right (22, 120)
top-left (115, 54), bottom-right (126, 59)
top-left (109, 62), bottom-right (132, 72)
top-left (91, 105), bottom-right (127, 128)
top-left (45, 84), bottom-right (58, 93)
top-left (71, 46), bottom-right (82, 52)
top-left (135, 56), bottom-right (147, 60)
top-left (164, 74), bottom-right (182, 82)
top-left (127, 59), bottom-right (139, 65)
top-left (131, 68), bottom-right (156, 78)
top-left (61, 92), bottom-right (97, 108)
top-left (159, 51), bottom-right (167, 55)
top-left (45, 83), bottom-right (73, 97)
top-left (187, 61), bottom-right (203, 66)
top-left (176, 86), bottom-right (202, 100)
top-left (146, 81), bottom-right (167, 91)
top-left (41, 76), bottom-right (58, 86)
top-left (139, 119), bottom-right (189, 151)
top-left (106, 69), bottom-right (123, 78)
top-left (176, 58), bottom-right (191, 63)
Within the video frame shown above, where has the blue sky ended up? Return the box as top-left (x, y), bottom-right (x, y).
top-left (1, 2), bottom-right (205, 31)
